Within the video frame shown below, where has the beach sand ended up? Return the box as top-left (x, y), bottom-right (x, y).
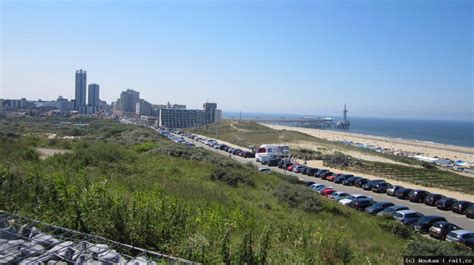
top-left (265, 124), bottom-right (474, 163)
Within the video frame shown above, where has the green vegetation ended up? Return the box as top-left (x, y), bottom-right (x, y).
top-left (190, 120), bottom-right (474, 194)
top-left (0, 117), bottom-right (471, 263)
top-left (325, 153), bottom-right (474, 195)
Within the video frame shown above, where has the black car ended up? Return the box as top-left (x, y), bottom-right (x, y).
top-left (267, 158), bottom-right (280, 166)
top-left (452, 201), bottom-right (472, 214)
top-left (371, 182), bottom-right (392, 193)
top-left (408, 190), bottom-right (430, 203)
top-left (342, 176), bottom-right (361, 186)
top-left (282, 161), bottom-right (293, 170)
top-left (436, 197), bottom-right (457, 211)
top-left (243, 151), bottom-right (255, 158)
top-left (349, 198), bottom-right (374, 211)
top-left (314, 169), bottom-right (329, 178)
top-left (303, 167), bottom-right (316, 175)
top-left (465, 205), bottom-right (474, 218)
top-left (365, 201), bottom-right (395, 215)
top-left (429, 221), bottom-right (462, 240)
top-left (319, 171), bottom-right (334, 180)
top-left (334, 174), bottom-right (353, 184)
top-left (354, 178), bottom-right (369, 188)
top-left (303, 180), bottom-right (316, 187)
top-left (362, 180), bottom-right (386, 191)
top-left (414, 216), bottom-right (447, 233)
top-left (395, 188), bottom-right (413, 200)
top-left (424, 194), bottom-right (445, 206)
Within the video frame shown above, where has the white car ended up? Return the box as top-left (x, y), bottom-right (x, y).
top-left (309, 184), bottom-right (324, 190)
top-left (339, 194), bottom-right (372, 206)
top-left (329, 192), bottom-right (350, 201)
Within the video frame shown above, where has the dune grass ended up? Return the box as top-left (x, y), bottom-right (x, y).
top-left (0, 117), bottom-right (471, 263)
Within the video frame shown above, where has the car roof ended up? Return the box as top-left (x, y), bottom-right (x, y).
top-left (450, 230), bottom-right (473, 235)
top-left (396, 210), bottom-right (417, 214)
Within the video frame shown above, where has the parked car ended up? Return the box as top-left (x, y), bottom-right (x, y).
top-left (362, 180), bottom-right (386, 191)
top-left (339, 195), bottom-right (372, 206)
top-left (413, 216), bottom-right (447, 233)
top-left (465, 205), bottom-right (474, 219)
top-left (329, 192), bottom-right (351, 201)
top-left (243, 151), bottom-right (255, 158)
top-left (349, 198), bottom-right (375, 211)
top-left (395, 188), bottom-right (413, 200)
top-left (354, 178), bottom-right (369, 188)
top-left (446, 230), bottom-right (474, 247)
top-left (408, 190), bottom-right (430, 203)
top-left (387, 185), bottom-right (403, 196)
top-left (313, 185), bottom-right (331, 193)
top-left (267, 158), bottom-right (280, 167)
top-left (293, 165), bottom-right (307, 173)
top-left (436, 197), bottom-right (457, 211)
top-left (342, 176), bottom-right (361, 186)
top-left (365, 202), bottom-right (395, 215)
top-left (320, 171), bottom-right (334, 180)
top-left (303, 180), bottom-right (316, 187)
top-left (429, 221), bottom-right (463, 240)
top-left (371, 182), bottom-right (392, 193)
top-left (320, 187), bottom-right (336, 197)
top-left (305, 167), bottom-right (318, 176)
top-left (334, 174), bottom-right (353, 184)
top-left (287, 165), bottom-right (294, 171)
top-left (452, 201), bottom-right (472, 214)
top-left (325, 173), bottom-right (340, 182)
top-left (424, 193), bottom-right (445, 206)
top-left (377, 205), bottom-right (409, 217)
top-left (392, 210), bottom-right (424, 225)
top-left (314, 169), bottom-right (329, 178)
top-left (309, 184), bottom-right (326, 192)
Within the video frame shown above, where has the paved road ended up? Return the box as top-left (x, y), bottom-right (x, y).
top-left (183, 135), bottom-right (474, 231)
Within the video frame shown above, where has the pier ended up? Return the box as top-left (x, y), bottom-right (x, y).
top-left (244, 105), bottom-right (351, 130)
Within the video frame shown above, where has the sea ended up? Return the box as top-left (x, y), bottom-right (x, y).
top-left (223, 112), bottom-right (474, 148)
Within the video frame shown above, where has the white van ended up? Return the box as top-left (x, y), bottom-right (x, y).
top-left (255, 144), bottom-right (290, 163)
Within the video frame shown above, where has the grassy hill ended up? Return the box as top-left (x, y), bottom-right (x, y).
top-left (190, 120), bottom-right (474, 195)
top-left (0, 117), bottom-right (470, 263)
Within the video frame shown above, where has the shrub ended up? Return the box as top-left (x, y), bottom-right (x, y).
top-left (209, 167), bottom-right (255, 187)
top-left (377, 217), bottom-right (413, 239)
top-left (404, 236), bottom-right (472, 256)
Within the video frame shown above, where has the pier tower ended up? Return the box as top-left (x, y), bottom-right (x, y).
top-left (336, 104), bottom-right (350, 129)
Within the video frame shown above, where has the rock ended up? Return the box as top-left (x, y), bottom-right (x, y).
top-left (29, 229), bottom-right (60, 247)
top-left (46, 241), bottom-right (75, 261)
top-left (0, 226), bottom-right (19, 240)
top-left (127, 256), bottom-right (156, 265)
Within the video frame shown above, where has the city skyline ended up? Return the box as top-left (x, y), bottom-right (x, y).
top-left (1, 0), bottom-right (472, 121)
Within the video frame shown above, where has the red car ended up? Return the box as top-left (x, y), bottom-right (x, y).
top-left (326, 174), bottom-right (339, 182)
top-left (287, 165), bottom-right (294, 171)
top-left (321, 188), bottom-right (336, 197)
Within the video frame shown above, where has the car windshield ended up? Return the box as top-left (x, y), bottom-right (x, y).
top-left (393, 213), bottom-right (403, 218)
top-left (405, 213), bottom-right (419, 218)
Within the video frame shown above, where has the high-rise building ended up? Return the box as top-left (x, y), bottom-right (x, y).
top-left (203, 102), bottom-right (218, 123)
top-left (75, 69), bottom-right (87, 113)
top-left (136, 99), bottom-right (152, 116)
top-left (119, 89), bottom-right (140, 114)
top-left (88, 83), bottom-right (100, 110)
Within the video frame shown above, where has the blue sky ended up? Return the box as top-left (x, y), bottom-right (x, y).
top-left (1, 0), bottom-right (472, 120)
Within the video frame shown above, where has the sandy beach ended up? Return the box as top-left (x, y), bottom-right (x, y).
top-left (265, 124), bottom-right (474, 163)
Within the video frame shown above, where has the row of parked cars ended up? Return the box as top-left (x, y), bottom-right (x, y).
top-left (176, 132), bottom-right (256, 158)
top-left (307, 183), bottom-right (473, 249)
top-left (158, 130), bottom-right (195, 146)
top-left (272, 159), bottom-right (474, 219)
top-left (265, 159), bottom-right (474, 250)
